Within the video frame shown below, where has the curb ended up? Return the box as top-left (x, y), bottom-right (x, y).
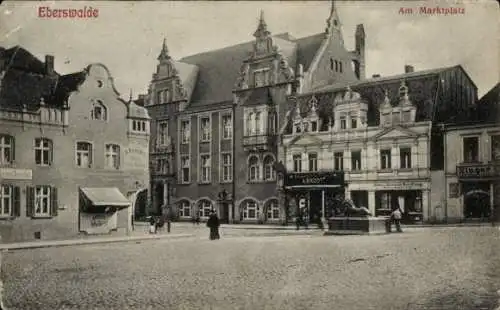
top-left (0, 233), bottom-right (195, 251)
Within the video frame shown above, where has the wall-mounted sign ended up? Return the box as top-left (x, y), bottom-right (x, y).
top-left (124, 144), bottom-right (148, 171)
top-left (457, 164), bottom-right (500, 179)
top-left (0, 168), bottom-right (32, 180)
top-left (285, 172), bottom-right (344, 187)
top-left (375, 182), bottom-right (426, 191)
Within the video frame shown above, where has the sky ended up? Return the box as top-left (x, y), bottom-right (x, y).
top-left (0, 0), bottom-right (498, 98)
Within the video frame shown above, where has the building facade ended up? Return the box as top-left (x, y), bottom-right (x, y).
top-left (442, 83), bottom-right (500, 222)
top-left (146, 3), bottom-right (366, 223)
top-left (0, 47), bottom-right (150, 242)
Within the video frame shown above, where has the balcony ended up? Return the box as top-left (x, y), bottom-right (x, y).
top-left (456, 162), bottom-right (500, 179)
top-left (243, 134), bottom-right (277, 151)
top-left (154, 137), bottom-right (174, 154)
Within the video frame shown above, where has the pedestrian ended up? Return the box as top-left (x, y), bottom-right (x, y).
top-left (149, 216), bottom-right (156, 234)
top-left (166, 212), bottom-right (171, 233)
top-left (391, 207), bottom-right (403, 233)
top-left (295, 208), bottom-right (302, 230)
top-left (206, 210), bottom-right (220, 240)
top-left (196, 211), bottom-right (201, 225)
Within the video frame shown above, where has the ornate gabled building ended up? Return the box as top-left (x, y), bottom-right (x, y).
top-left (146, 2), bottom-right (365, 222)
top-left (0, 46), bottom-right (150, 242)
top-left (278, 65), bottom-right (478, 224)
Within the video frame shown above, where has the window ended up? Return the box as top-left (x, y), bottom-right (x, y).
top-left (266, 200), bottom-right (280, 220)
top-left (132, 120), bottom-right (147, 133)
top-left (255, 112), bottom-right (262, 135)
top-left (380, 149), bottom-right (392, 170)
top-left (0, 185), bottom-right (15, 217)
top-left (294, 122), bottom-right (302, 133)
top-left (491, 135), bottom-right (500, 161)
top-left (400, 147), bottom-right (412, 169)
top-left (222, 153), bottom-right (232, 182)
top-left (200, 117), bottom-right (211, 142)
top-left (463, 137), bottom-right (479, 162)
top-left (402, 111), bottom-right (412, 123)
top-left (335, 60), bottom-right (339, 72)
top-left (268, 112), bottom-right (277, 134)
top-left (0, 135), bottom-right (14, 164)
top-left (263, 155), bottom-right (276, 181)
top-left (308, 153), bottom-right (318, 172)
top-left (330, 58), bottom-right (334, 71)
top-left (199, 200), bottom-right (213, 218)
top-left (157, 89), bottom-right (170, 104)
top-left (311, 121), bottom-right (318, 132)
top-left (243, 200), bottom-right (259, 220)
top-left (178, 201), bottom-right (191, 218)
top-left (246, 113), bottom-right (254, 135)
top-left (76, 142), bottom-right (92, 168)
top-left (158, 121), bottom-right (169, 146)
top-left (378, 192), bottom-right (391, 211)
top-left (34, 138), bottom-right (52, 166)
top-left (157, 158), bottom-right (169, 174)
top-left (248, 156), bottom-right (260, 181)
top-left (222, 115), bottom-right (232, 140)
top-left (351, 118), bottom-right (357, 129)
top-left (293, 154), bottom-right (302, 172)
top-left (180, 120), bottom-right (190, 144)
top-left (339, 61), bottom-right (343, 73)
top-left (254, 69), bottom-right (270, 87)
top-left (105, 144), bottom-right (120, 169)
top-left (351, 151), bottom-right (361, 171)
top-left (334, 152), bottom-right (344, 170)
top-left (181, 156), bottom-right (190, 183)
top-left (27, 185), bottom-right (57, 217)
top-left (340, 117), bottom-right (347, 129)
top-left (91, 101), bottom-right (107, 120)
top-left (200, 154), bottom-right (211, 183)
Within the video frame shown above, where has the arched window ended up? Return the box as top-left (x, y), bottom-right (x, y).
top-left (241, 199), bottom-right (259, 220)
top-left (265, 199), bottom-right (280, 221)
top-left (198, 199), bottom-right (213, 218)
top-left (263, 155), bottom-right (276, 181)
top-left (255, 112), bottom-right (261, 135)
top-left (91, 100), bottom-right (107, 121)
top-left (248, 156), bottom-right (260, 181)
top-left (178, 200), bottom-right (191, 218)
top-left (334, 60), bottom-right (339, 72)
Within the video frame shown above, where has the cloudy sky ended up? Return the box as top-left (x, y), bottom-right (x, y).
top-left (0, 0), bottom-right (498, 98)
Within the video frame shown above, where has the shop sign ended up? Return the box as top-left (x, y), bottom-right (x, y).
top-left (285, 172), bottom-right (344, 187)
top-left (90, 214), bottom-right (107, 227)
top-left (457, 164), bottom-right (500, 179)
top-left (375, 182), bottom-right (425, 191)
top-left (124, 144), bottom-right (148, 171)
top-left (0, 168), bottom-right (32, 180)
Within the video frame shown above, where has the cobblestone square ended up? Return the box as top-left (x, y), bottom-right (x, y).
top-left (2, 227), bottom-right (500, 310)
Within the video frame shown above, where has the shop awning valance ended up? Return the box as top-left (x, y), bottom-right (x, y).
top-left (80, 187), bottom-right (130, 207)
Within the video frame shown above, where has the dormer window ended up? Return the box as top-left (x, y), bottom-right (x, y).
top-left (91, 100), bottom-right (107, 121)
top-left (311, 121), bottom-right (318, 132)
top-left (294, 122), bottom-right (302, 133)
top-left (132, 120), bottom-right (147, 133)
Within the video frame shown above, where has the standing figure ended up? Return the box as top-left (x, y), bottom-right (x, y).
top-left (149, 216), bottom-right (156, 234)
top-left (391, 207), bottom-right (403, 232)
top-left (207, 210), bottom-right (220, 240)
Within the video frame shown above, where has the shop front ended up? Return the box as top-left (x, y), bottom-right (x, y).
top-left (348, 180), bottom-right (429, 224)
top-left (283, 171), bottom-right (345, 226)
top-left (79, 187), bottom-right (131, 235)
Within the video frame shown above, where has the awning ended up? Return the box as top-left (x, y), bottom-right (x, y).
top-left (285, 185), bottom-right (342, 189)
top-left (80, 187), bottom-right (130, 207)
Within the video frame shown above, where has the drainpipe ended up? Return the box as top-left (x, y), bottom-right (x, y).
top-left (443, 124), bottom-right (448, 223)
top-left (231, 101), bottom-right (237, 223)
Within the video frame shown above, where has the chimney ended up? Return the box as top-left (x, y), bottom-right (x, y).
top-left (45, 55), bottom-right (54, 75)
top-left (404, 65), bottom-right (414, 73)
top-left (372, 74), bottom-right (381, 78)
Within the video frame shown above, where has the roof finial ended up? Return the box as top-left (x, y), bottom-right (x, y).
top-left (129, 88), bottom-right (133, 103)
top-left (254, 10), bottom-right (270, 38)
top-left (158, 37), bottom-right (170, 61)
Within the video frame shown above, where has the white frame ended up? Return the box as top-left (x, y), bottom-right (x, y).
top-left (91, 100), bottom-right (107, 121)
top-left (221, 114), bottom-right (232, 140)
top-left (266, 200), bottom-right (280, 220)
top-left (157, 121), bottom-right (169, 146)
top-left (221, 153), bottom-right (232, 182)
top-left (199, 154), bottom-right (211, 183)
top-left (380, 149), bottom-right (392, 170)
top-left (0, 184), bottom-right (12, 216)
top-left (0, 135), bottom-right (13, 164)
top-left (178, 200), bottom-right (191, 218)
top-left (180, 119), bottom-right (191, 144)
top-left (180, 155), bottom-right (190, 184)
top-left (243, 200), bottom-right (259, 220)
top-left (75, 141), bottom-right (93, 168)
top-left (399, 147), bottom-right (412, 169)
top-left (248, 155), bottom-right (260, 181)
top-left (199, 116), bottom-right (211, 142)
top-left (334, 152), bottom-right (344, 171)
top-left (293, 154), bottom-right (302, 172)
top-left (308, 153), bottom-right (318, 172)
top-left (104, 144), bottom-right (120, 170)
top-left (263, 154), bottom-right (276, 181)
top-left (34, 185), bottom-right (51, 217)
top-left (200, 200), bottom-right (213, 218)
top-left (34, 137), bottom-right (52, 166)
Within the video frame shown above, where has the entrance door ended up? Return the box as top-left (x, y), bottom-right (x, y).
top-left (309, 190), bottom-right (322, 225)
top-left (221, 202), bottom-right (229, 224)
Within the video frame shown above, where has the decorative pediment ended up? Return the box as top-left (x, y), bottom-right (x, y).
top-left (373, 126), bottom-right (419, 141)
top-left (285, 132), bottom-right (323, 147)
top-left (234, 63), bottom-right (250, 90)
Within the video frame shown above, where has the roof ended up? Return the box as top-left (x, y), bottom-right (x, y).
top-left (452, 82), bottom-right (500, 125)
top-left (178, 32), bottom-right (326, 109)
top-left (1, 46), bottom-right (47, 74)
top-left (478, 82), bottom-right (500, 105)
top-left (173, 61), bottom-right (199, 102)
top-left (128, 101), bottom-right (150, 119)
top-left (80, 187), bottom-right (130, 207)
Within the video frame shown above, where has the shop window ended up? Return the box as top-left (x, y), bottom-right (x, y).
top-left (263, 155), bottom-right (276, 181)
top-left (351, 151), bottom-right (362, 171)
top-left (26, 185), bottom-right (58, 217)
top-left (463, 136), bottom-right (479, 162)
top-left (334, 152), bottom-right (344, 171)
top-left (242, 200), bottom-right (259, 220)
top-left (293, 154), bottom-right (302, 172)
top-left (34, 138), bottom-right (53, 166)
top-left (178, 201), bottom-right (191, 218)
top-left (0, 185), bottom-right (20, 217)
top-left (378, 192), bottom-right (392, 211)
top-left (248, 156), bottom-right (260, 181)
top-left (0, 135), bottom-right (14, 165)
top-left (105, 144), bottom-right (120, 170)
top-left (400, 147), bottom-right (412, 169)
top-left (266, 200), bottom-right (280, 220)
top-left (308, 153), bottom-right (318, 172)
top-left (76, 142), bottom-right (93, 168)
top-left (180, 156), bottom-right (190, 183)
top-left (380, 149), bottom-right (392, 170)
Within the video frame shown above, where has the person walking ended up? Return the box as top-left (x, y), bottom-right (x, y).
top-left (149, 216), bottom-right (156, 234)
top-left (206, 210), bottom-right (220, 240)
top-left (391, 207), bottom-right (403, 233)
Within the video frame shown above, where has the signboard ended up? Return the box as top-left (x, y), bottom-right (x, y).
top-left (375, 182), bottom-right (426, 191)
top-left (457, 164), bottom-right (500, 179)
top-left (284, 172), bottom-right (344, 187)
top-left (0, 168), bottom-right (32, 180)
top-left (124, 144), bottom-right (148, 171)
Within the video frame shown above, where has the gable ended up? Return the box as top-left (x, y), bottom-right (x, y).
top-left (373, 126), bottom-right (419, 141)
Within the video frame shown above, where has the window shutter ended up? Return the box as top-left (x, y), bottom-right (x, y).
top-left (50, 187), bottom-right (58, 216)
top-left (26, 186), bottom-right (34, 217)
top-left (11, 136), bottom-right (15, 162)
top-left (13, 186), bottom-right (20, 217)
top-left (50, 140), bottom-right (54, 165)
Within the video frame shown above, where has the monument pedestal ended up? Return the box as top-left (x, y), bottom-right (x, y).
top-left (324, 216), bottom-right (391, 235)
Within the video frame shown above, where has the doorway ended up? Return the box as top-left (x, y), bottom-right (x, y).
top-left (309, 190), bottom-right (322, 225)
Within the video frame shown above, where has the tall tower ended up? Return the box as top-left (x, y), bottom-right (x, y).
top-left (325, 0), bottom-right (344, 45)
top-left (354, 24), bottom-right (366, 80)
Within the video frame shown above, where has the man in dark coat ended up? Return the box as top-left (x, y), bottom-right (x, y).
top-left (206, 210), bottom-right (220, 240)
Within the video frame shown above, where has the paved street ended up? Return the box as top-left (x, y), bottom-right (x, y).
top-left (1, 227), bottom-right (500, 310)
